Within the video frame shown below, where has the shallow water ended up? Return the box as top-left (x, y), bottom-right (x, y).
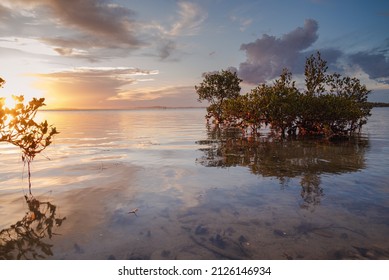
top-left (1, 108), bottom-right (388, 259)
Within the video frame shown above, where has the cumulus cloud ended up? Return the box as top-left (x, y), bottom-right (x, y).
top-left (237, 18), bottom-right (388, 87)
top-left (350, 51), bottom-right (389, 83)
top-left (238, 19), bottom-right (320, 84)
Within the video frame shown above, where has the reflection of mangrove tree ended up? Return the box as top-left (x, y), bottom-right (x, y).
top-left (197, 126), bottom-right (368, 207)
top-left (0, 195), bottom-right (66, 259)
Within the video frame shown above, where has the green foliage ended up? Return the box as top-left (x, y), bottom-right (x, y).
top-left (222, 93), bottom-right (264, 133)
top-left (195, 69), bottom-right (242, 123)
top-left (298, 53), bottom-right (372, 137)
top-left (196, 52), bottom-right (372, 140)
top-left (304, 52), bottom-right (328, 96)
top-left (1, 78), bottom-right (59, 194)
top-left (255, 69), bottom-right (300, 137)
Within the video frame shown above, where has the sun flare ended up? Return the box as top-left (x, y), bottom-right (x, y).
top-left (2, 95), bottom-right (17, 109)
top-left (0, 75), bottom-right (45, 109)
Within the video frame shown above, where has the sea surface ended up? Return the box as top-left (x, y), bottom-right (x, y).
top-left (1, 108), bottom-right (388, 259)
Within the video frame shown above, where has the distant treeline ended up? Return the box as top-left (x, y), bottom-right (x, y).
top-left (195, 52), bottom-right (372, 140)
top-left (369, 102), bottom-right (389, 107)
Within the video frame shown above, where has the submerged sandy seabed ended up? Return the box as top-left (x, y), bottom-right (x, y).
top-left (1, 159), bottom-right (388, 260)
top-left (2, 109), bottom-right (389, 260)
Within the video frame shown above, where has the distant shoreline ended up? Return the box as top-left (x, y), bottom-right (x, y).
top-left (42, 103), bottom-right (389, 111)
top-left (369, 102), bottom-right (389, 108)
top-left (42, 106), bottom-right (207, 111)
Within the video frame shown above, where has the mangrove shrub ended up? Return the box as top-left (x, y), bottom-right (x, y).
top-left (195, 70), bottom-right (242, 123)
top-left (195, 52), bottom-right (372, 139)
top-left (0, 78), bottom-right (59, 194)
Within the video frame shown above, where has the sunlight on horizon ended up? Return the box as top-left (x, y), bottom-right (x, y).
top-left (1, 74), bottom-right (45, 108)
top-left (0, 70), bottom-right (56, 118)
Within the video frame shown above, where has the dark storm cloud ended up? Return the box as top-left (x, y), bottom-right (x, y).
top-left (238, 19), bottom-right (320, 84)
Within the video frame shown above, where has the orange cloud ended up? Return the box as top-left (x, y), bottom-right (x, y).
top-left (33, 67), bottom-right (158, 109)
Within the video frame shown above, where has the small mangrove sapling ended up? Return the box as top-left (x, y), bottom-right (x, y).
top-left (0, 78), bottom-right (59, 194)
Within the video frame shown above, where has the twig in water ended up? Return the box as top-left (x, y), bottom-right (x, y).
top-left (128, 208), bottom-right (138, 216)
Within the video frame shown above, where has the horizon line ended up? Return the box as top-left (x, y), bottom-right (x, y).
top-left (42, 106), bottom-right (207, 111)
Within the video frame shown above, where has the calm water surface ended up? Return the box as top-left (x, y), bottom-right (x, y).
top-left (1, 108), bottom-right (388, 259)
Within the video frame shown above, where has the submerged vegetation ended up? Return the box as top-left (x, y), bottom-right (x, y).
top-left (195, 52), bottom-right (372, 140)
top-left (0, 77), bottom-right (59, 194)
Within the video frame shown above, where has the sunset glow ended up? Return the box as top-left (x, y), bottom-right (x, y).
top-left (0, 0), bottom-right (388, 108)
top-left (0, 74), bottom-right (44, 108)
top-left (1, 1), bottom-right (389, 266)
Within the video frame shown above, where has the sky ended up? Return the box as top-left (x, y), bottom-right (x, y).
top-left (0, 0), bottom-right (388, 109)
